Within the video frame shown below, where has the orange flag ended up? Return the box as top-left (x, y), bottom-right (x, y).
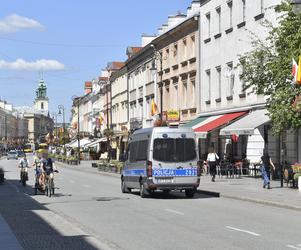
top-left (151, 99), bottom-right (158, 116)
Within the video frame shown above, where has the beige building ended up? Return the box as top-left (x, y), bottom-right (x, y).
top-left (152, 13), bottom-right (200, 124)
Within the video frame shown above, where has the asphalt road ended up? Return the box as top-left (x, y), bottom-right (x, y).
top-left (1, 155), bottom-right (301, 250)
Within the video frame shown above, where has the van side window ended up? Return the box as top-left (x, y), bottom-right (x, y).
top-left (129, 142), bottom-right (137, 162)
top-left (136, 140), bottom-right (148, 161)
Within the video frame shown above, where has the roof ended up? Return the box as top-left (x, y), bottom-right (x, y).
top-left (107, 62), bottom-right (125, 71)
top-left (98, 77), bottom-right (108, 81)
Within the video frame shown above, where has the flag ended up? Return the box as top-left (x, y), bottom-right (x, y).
top-left (292, 58), bottom-right (298, 83)
top-left (151, 99), bottom-right (158, 116)
top-left (297, 56), bottom-right (301, 84)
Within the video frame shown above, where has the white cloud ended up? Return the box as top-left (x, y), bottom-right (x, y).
top-left (0, 58), bottom-right (65, 71)
top-left (0, 14), bottom-right (44, 33)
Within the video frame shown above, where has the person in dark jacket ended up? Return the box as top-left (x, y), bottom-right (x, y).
top-left (259, 149), bottom-right (275, 189)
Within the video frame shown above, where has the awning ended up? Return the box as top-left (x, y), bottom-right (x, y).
top-left (220, 109), bottom-right (270, 136)
top-left (193, 112), bottom-right (247, 138)
top-left (68, 138), bottom-right (92, 148)
top-left (85, 137), bottom-right (107, 148)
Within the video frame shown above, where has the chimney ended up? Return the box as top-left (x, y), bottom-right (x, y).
top-left (84, 81), bottom-right (92, 94)
top-left (141, 34), bottom-right (156, 47)
top-left (188, 0), bottom-right (200, 16)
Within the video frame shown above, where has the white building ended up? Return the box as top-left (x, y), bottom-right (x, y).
top-left (188, 0), bottom-right (284, 165)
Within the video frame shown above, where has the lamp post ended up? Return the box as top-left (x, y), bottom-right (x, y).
top-left (150, 44), bottom-right (163, 120)
top-left (72, 96), bottom-right (81, 165)
top-left (292, 0), bottom-right (301, 14)
top-left (58, 105), bottom-right (65, 148)
top-left (52, 112), bottom-right (58, 145)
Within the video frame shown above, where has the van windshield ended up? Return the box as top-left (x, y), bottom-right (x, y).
top-left (153, 138), bottom-right (196, 162)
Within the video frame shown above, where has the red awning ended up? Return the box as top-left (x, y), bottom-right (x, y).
top-left (194, 112), bottom-right (247, 135)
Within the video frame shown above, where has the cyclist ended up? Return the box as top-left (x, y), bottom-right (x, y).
top-left (19, 155), bottom-right (29, 182)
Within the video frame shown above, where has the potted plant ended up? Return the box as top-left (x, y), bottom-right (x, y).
top-left (0, 167), bottom-right (4, 183)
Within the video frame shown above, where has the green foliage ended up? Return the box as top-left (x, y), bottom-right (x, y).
top-left (240, 1), bottom-right (301, 134)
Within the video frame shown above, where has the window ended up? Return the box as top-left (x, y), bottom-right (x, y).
top-left (206, 69), bottom-right (211, 101)
top-left (216, 66), bottom-right (221, 99)
top-left (183, 80), bottom-right (187, 109)
top-left (183, 39), bottom-right (187, 58)
top-left (153, 138), bottom-right (196, 162)
top-left (205, 13), bottom-right (211, 38)
top-left (216, 7), bottom-right (221, 34)
top-left (191, 35), bottom-right (195, 57)
top-left (242, 0), bottom-right (246, 21)
top-left (239, 58), bottom-right (246, 93)
top-left (136, 140), bottom-right (148, 161)
top-left (41, 102), bottom-right (44, 110)
top-left (191, 79), bottom-right (196, 107)
top-left (129, 142), bottom-right (137, 162)
top-left (226, 62), bottom-right (235, 97)
top-left (173, 43), bottom-right (178, 57)
top-left (227, 1), bottom-right (233, 28)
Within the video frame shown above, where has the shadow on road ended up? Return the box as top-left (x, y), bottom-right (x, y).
top-left (0, 179), bottom-right (100, 250)
top-left (130, 190), bottom-right (218, 200)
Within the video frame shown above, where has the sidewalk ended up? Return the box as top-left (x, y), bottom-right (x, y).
top-left (57, 160), bottom-right (301, 211)
top-left (198, 174), bottom-right (301, 211)
top-left (0, 213), bottom-right (23, 250)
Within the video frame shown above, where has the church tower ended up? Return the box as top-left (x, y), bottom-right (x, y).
top-left (34, 79), bottom-right (49, 114)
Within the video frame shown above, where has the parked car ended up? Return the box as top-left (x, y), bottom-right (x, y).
top-left (7, 150), bottom-right (18, 160)
top-left (17, 150), bottom-right (25, 158)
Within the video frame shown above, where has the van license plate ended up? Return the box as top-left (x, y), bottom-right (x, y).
top-left (157, 178), bottom-right (173, 184)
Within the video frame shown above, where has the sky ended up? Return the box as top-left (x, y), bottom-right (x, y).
top-left (0, 0), bottom-right (192, 121)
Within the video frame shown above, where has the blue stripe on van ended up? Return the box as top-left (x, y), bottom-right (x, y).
top-left (123, 169), bottom-right (146, 176)
top-left (153, 168), bottom-right (198, 177)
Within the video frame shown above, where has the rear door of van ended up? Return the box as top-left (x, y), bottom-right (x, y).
top-left (151, 130), bottom-right (198, 186)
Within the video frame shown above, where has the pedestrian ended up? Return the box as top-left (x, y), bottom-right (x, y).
top-left (258, 149), bottom-right (276, 189)
top-left (206, 147), bottom-right (219, 182)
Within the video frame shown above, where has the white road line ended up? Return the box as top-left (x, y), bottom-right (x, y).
top-left (226, 226), bottom-right (260, 237)
top-left (69, 180), bottom-right (75, 184)
top-left (165, 209), bottom-right (184, 216)
top-left (287, 245), bottom-right (301, 250)
top-left (7, 180), bottom-right (20, 193)
top-left (82, 184), bottom-right (91, 188)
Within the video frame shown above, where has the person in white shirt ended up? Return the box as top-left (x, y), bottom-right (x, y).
top-left (206, 147), bottom-right (219, 182)
top-left (19, 155), bottom-right (29, 182)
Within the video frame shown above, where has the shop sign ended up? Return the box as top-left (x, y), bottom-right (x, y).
top-left (167, 110), bottom-right (180, 122)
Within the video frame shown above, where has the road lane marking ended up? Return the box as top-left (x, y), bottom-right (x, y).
top-left (7, 180), bottom-right (20, 193)
top-left (226, 226), bottom-right (260, 237)
top-left (165, 209), bottom-right (184, 216)
top-left (69, 180), bottom-right (75, 184)
top-left (287, 245), bottom-right (301, 250)
top-left (82, 184), bottom-right (91, 188)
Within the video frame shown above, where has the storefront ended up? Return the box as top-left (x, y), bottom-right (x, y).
top-left (184, 111), bottom-right (247, 160)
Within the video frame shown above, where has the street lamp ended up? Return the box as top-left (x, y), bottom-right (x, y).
top-left (292, 0), bottom-right (301, 14)
top-left (150, 44), bottom-right (163, 120)
top-left (72, 96), bottom-right (81, 165)
top-left (58, 105), bottom-right (65, 148)
top-left (52, 112), bottom-right (58, 145)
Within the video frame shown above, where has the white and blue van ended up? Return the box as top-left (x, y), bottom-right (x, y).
top-left (121, 127), bottom-right (200, 198)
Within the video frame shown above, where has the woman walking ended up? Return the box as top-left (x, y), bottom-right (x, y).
top-left (259, 149), bottom-right (276, 189)
top-left (207, 147), bottom-right (219, 182)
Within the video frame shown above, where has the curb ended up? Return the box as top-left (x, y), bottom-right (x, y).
top-left (220, 193), bottom-right (301, 211)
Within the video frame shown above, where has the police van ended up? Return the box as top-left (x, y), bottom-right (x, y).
top-left (121, 126), bottom-right (200, 198)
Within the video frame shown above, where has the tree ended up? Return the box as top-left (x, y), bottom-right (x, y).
top-left (240, 1), bottom-right (301, 134)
